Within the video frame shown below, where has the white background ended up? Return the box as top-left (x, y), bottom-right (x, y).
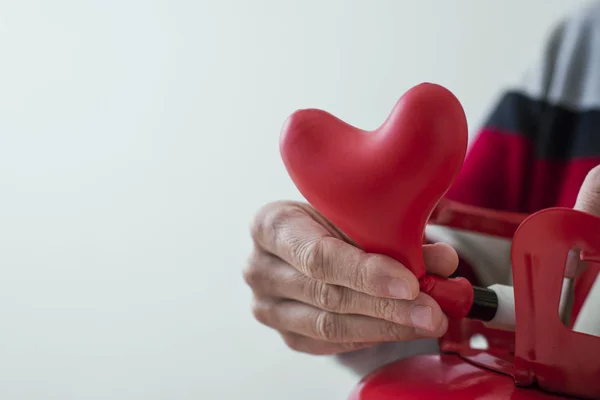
top-left (0, 1), bottom-right (590, 399)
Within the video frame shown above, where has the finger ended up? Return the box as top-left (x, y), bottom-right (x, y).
top-left (279, 332), bottom-right (376, 355)
top-left (252, 298), bottom-right (448, 343)
top-left (248, 259), bottom-right (447, 332)
top-left (251, 202), bottom-right (420, 300)
top-left (567, 166), bottom-right (600, 277)
top-left (422, 242), bottom-right (459, 277)
top-left (243, 249), bottom-right (290, 294)
top-left (574, 165), bottom-right (600, 215)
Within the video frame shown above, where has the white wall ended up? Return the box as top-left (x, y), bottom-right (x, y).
top-left (0, 1), bottom-right (589, 399)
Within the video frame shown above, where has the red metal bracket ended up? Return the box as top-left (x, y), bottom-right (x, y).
top-left (512, 208), bottom-right (600, 399)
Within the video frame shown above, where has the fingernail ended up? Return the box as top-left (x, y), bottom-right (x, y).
top-left (410, 305), bottom-right (434, 331)
top-left (387, 279), bottom-right (412, 299)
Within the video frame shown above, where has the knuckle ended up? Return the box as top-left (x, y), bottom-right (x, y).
top-left (298, 237), bottom-right (327, 280)
top-left (242, 254), bottom-right (262, 288)
top-left (355, 253), bottom-right (381, 292)
top-left (251, 300), bottom-right (275, 326)
top-left (375, 299), bottom-right (398, 321)
top-left (354, 260), bottom-right (370, 292)
top-left (383, 321), bottom-right (409, 340)
top-left (313, 282), bottom-right (344, 311)
top-left (252, 202), bottom-right (303, 246)
top-left (315, 311), bottom-right (343, 342)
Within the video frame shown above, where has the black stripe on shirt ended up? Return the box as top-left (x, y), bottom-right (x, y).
top-left (484, 91), bottom-right (600, 160)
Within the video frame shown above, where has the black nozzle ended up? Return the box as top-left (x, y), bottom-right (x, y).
top-left (467, 286), bottom-right (499, 322)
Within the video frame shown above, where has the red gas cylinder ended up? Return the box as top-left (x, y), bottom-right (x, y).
top-left (280, 83), bottom-right (600, 400)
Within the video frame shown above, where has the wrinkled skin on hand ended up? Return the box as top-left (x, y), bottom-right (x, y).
top-left (243, 201), bottom-right (459, 355)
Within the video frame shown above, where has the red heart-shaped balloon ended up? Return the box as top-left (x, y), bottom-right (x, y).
top-left (280, 83), bottom-right (474, 318)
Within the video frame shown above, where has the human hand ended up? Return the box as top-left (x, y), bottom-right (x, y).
top-left (244, 201), bottom-right (459, 355)
top-left (566, 165), bottom-right (600, 278)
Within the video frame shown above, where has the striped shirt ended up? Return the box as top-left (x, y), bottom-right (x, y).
top-left (337, 1), bottom-right (600, 376)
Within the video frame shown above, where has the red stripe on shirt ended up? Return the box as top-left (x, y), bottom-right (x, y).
top-left (446, 129), bottom-right (600, 213)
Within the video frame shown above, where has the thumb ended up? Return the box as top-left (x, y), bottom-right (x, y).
top-left (422, 242), bottom-right (459, 278)
top-left (566, 166), bottom-right (600, 277)
top-left (574, 165), bottom-right (600, 215)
